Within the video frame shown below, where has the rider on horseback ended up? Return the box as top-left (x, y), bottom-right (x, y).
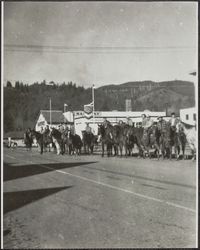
top-left (169, 112), bottom-right (179, 141)
top-left (157, 116), bottom-right (167, 134)
top-left (126, 116), bottom-right (133, 126)
top-left (169, 112), bottom-right (179, 129)
top-left (103, 118), bottom-right (110, 128)
top-left (45, 125), bottom-right (50, 133)
top-left (40, 126), bottom-right (45, 134)
top-left (142, 114), bottom-right (153, 145)
top-left (157, 116), bottom-right (167, 144)
top-left (85, 122), bottom-right (92, 134)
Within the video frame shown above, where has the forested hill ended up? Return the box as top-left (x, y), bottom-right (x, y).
top-left (4, 80), bottom-right (194, 132)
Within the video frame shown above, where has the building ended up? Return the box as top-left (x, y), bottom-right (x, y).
top-left (73, 110), bottom-right (166, 138)
top-left (180, 107), bottom-right (196, 125)
top-left (35, 109), bottom-right (167, 138)
top-left (35, 110), bottom-right (65, 131)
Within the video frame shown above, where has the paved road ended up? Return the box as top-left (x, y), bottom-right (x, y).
top-left (3, 147), bottom-right (197, 248)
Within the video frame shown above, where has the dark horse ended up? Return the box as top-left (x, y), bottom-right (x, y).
top-left (112, 124), bottom-right (131, 157)
top-left (174, 123), bottom-right (187, 160)
top-left (30, 129), bottom-right (53, 154)
top-left (82, 131), bottom-right (96, 154)
top-left (125, 126), bottom-right (145, 157)
top-left (24, 128), bottom-right (33, 151)
top-left (159, 123), bottom-right (175, 159)
top-left (98, 124), bottom-right (114, 157)
top-left (71, 133), bottom-right (83, 155)
top-left (50, 128), bottom-right (83, 155)
top-left (141, 126), bottom-right (160, 159)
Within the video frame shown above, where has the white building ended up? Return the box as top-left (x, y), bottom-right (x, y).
top-left (180, 107), bottom-right (197, 126)
top-left (73, 110), bottom-right (166, 138)
top-left (35, 110), bottom-right (65, 131)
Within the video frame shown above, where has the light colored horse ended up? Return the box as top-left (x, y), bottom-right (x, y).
top-left (49, 128), bottom-right (61, 155)
top-left (177, 122), bottom-right (196, 160)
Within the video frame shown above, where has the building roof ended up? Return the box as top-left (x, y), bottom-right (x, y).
top-left (40, 110), bottom-right (64, 124)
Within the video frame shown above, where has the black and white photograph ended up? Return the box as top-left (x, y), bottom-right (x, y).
top-left (1, 1), bottom-right (198, 248)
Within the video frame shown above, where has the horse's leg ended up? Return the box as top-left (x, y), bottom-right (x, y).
top-left (136, 142), bottom-right (143, 158)
top-left (169, 146), bottom-right (172, 160)
top-left (174, 145), bottom-right (178, 160)
top-left (160, 143), bottom-right (165, 159)
top-left (106, 144), bottom-right (109, 157)
top-left (182, 143), bottom-right (186, 160)
top-left (125, 145), bottom-right (128, 157)
top-left (119, 143), bottom-right (123, 157)
top-left (40, 140), bottom-right (43, 154)
top-left (175, 145), bottom-right (180, 160)
top-left (91, 145), bottom-right (94, 155)
top-left (107, 143), bottom-right (111, 157)
top-left (102, 142), bottom-right (104, 157)
top-left (157, 144), bottom-right (160, 160)
top-left (55, 140), bottom-right (61, 155)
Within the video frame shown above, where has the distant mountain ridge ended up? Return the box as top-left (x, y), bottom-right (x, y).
top-left (96, 80), bottom-right (194, 113)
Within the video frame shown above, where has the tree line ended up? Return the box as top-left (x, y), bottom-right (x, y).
top-left (4, 80), bottom-right (194, 133)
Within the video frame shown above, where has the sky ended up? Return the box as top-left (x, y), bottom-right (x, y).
top-left (3, 1), bottom-right (198, 87)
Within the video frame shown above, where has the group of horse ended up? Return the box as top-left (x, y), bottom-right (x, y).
top-left (24, 121), bottom-right (196, 161)
top-left (98, 121), bottom-right (196, 160)
top-left (24, 128), bottom-right (96, 156)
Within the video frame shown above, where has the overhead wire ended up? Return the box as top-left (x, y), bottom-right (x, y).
top-left (4, 44), bottom-right (196, 54)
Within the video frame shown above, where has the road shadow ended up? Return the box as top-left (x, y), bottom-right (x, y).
top-left (4, 186), bottom-right (72, 214)
top-left (3, 161), bottom-right (97, 181)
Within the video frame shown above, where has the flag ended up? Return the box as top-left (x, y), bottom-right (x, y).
top-left (84, 102), bottom-right (94, 118)
top-left (189, 71), bottom-right (197, 76)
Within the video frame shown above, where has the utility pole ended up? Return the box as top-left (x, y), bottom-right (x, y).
top-left (92, 84), bottom-right (95, 124)
top-left (49, 98), bottom-right (52, 126)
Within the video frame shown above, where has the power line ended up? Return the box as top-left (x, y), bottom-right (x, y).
top-left (4, 44), bottom-right (196, 49)
top-left (4, 48), bottom-right (196, 54)
top-left (4, 44), bottom-right (196, 54)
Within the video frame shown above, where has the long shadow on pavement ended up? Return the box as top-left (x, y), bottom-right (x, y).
top-left (4, 161), bottom-right (97, 182)
top-left (4, 186), bottom-right (72, 214)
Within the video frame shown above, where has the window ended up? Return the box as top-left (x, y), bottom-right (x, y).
top-left (186, 114), bottom-right (189, 120)
top-left (193, 113), bottom-right (196, 121)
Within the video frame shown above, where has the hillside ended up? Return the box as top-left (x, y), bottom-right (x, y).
top-left (97, 80), bottom-right (194, 112)
top-left (3, 80), bottom-right (195, 132)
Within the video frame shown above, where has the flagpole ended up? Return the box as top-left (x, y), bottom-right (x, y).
top-left (49, 98), bottom-right (52, 126)
top-left (92, 84), bottom-right (95, 124)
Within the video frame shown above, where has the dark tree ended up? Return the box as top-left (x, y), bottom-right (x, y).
top-left (6, 81), bottom-right (12, 88)
top-left (15, 81), bottom-right (20, 89)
